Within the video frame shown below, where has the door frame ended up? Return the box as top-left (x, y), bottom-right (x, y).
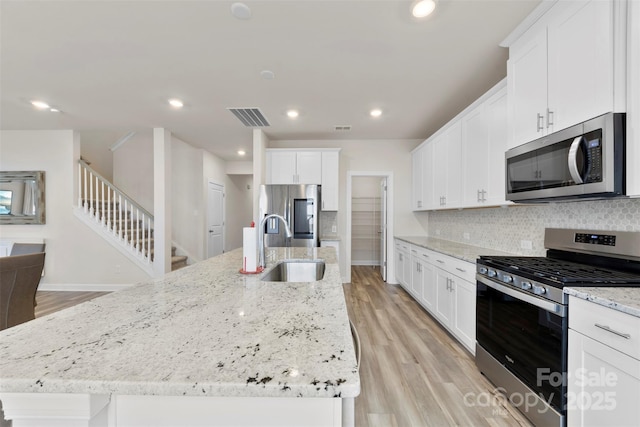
top-left (206, 179), bottom-right (225, 258)
top-left (345, 171), bottom-right (394, 284)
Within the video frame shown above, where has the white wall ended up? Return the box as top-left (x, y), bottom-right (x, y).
top-left (0, 130), bottom-right (150, 288)
top-left (226, 175), bottom-right (253, 251)
top-left (171, 137), bottom-right (203, 262)
top-left (113, 131), bottom-right (154, 213)
top-left (79, 130), bottom-right (119, 181)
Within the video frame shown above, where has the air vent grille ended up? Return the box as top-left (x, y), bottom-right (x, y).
top-left (334, 125), bottom-right (352, 131)
top-left (227, 108), bottom-right (270, 127)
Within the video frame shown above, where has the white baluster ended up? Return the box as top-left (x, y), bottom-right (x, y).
top-left (118, 194), bottom-right (122, 239)
top-left (78, 163), bottom-right (82, 208)
top-left (101, 180), bottom-right (105, 226)
top-left (89, 172), bottom-right (94, 216)
top-left (83, 166), bottom-right (88, 212)
top-left (136, 208), bottom-right (140, 256)
top-left (106, 184), bottom-right (111, 229)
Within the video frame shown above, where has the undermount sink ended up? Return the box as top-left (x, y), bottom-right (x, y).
top-left (261, 260), bottom-right (326, 282)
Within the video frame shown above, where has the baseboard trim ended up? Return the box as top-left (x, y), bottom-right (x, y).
top-left (38, 283), bottom-right (133, 292)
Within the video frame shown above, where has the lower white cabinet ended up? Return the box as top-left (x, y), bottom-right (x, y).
top-left (567, 296), bottom-right (640, 427)
top-left (395, 239), bottom-right (476, 354)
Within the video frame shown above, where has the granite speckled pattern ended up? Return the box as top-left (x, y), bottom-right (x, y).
top-left (395, 236), bottom-right (513, 263)
top-left (564, 287), bottom-right (640, 318)
top-left (0, 247), bottom-right (360, 398)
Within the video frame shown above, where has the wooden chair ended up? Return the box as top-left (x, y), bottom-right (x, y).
top-left (0, 252), bottom-right (46, 330)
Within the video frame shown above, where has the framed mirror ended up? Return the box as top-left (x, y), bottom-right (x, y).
top-left (0, 171), bottom-right (46, 224)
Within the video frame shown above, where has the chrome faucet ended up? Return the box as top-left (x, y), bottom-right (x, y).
top-left (258, 214), bottom-right (292, 269)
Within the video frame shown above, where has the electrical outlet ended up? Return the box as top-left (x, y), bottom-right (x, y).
top-left (463, 232), bottom-right (470, 240)
top-left (331, 225), bottom-right (337, 233)
top-left (520, 240), bottom-right (533, 250)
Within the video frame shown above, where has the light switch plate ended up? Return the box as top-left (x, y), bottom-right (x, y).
top-left (331, 225), bottom-right (337, 233)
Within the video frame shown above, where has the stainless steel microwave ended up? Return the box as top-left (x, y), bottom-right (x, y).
top-left (505, 112), bottom-right (626, 202)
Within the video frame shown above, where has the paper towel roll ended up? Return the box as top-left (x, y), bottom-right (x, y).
top-left (242, 227), bottom-right (257, 273)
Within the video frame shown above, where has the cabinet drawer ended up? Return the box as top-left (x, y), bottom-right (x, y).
top-left (569, 296), bottom-right (640, 360)
top-left (429, 251), bottom-right (475, 283)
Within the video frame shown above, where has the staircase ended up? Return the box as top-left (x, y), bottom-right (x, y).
top-left (76, 160), bottom-right (188, 274)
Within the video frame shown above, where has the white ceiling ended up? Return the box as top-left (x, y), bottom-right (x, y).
top-left (0, 0), bottom-right (540, 161)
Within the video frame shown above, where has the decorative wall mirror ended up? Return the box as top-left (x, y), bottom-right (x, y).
top-left (0, 171), bottom-right (46, 224)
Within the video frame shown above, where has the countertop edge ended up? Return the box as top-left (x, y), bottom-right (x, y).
top-left (394, 235), bottom-right (514, 264)
top-left (564, 287), bottom-right (640, 318)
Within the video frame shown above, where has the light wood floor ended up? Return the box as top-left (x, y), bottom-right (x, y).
top-left (345, 266), bottom-right (533, 427)
top-left (33, 269), bottom-right (532, 426)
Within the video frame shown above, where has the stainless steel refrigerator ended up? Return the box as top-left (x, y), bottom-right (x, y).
top-left (258, 184), bottom-right (321, 248)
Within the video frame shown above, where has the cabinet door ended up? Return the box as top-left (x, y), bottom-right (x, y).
top-left (548, 0), bottom-right (614, 133)
top-left (267, 151), bottom-right (297, 184)
top-left (435, 268), bottom-right (453, 326)
top-left (452, 277), bottom-right (476, 353)
top-left (296, 152), bottom-right (322, 184)
top-left (432, 134), bottom-right (447, 207)
top-left (394, 246), bottom-right (404, 285)
top-left (422, 142), bottom-right (434, 209)
top-left (484, 87), bottom-right (510, 205)
top-left (462, 104), bottom-right (489, 207)
top-left (444, 122), bottom-right (462, 208)
top-left (411, 253), bottom-right (423, 299)
top-left (507, 29), bottom-right (548, 148)
top-left (321, 151), bottom-right (339, 210)
top-left (402, 250), bottom-right (412, 291)
top-left (567, 330), bottom-right (640, 427)
top-left (420, 258), bottom-right (436, 314)
top-left (412, 146), bottom-right (424, 210)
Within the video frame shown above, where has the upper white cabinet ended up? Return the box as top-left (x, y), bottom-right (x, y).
top-left (266, 150), bottom-right (321, 184)
top-left (412, 79), bottom-right (509, 211)
top-left (627, 0), bottom-right (640, 196)
top-left (266, 149), bottom-right (340, 209)
top-left (462, 84), bottom-right (510, 207)
top-left (507, 0), bottom-right (625, 149)
top-left (432, 122), bottom-right (462, 209)
top-left (321, 151), bottom-right (340, 211)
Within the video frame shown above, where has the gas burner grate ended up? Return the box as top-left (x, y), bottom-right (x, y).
top-left (481, 256), bottom-right (640, 285)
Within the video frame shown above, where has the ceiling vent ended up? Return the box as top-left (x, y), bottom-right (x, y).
top-left (227, 108), bottom-right (270, 127)
top-left (334, 125), bottom-right (352, 131)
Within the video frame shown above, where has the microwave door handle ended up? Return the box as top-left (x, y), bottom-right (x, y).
top-left (568, 136), bottom-right (585, 184)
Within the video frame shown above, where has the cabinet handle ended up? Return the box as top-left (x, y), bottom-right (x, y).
top-left (445, 279), bottom-right (450, 290)
top-left (547, 108), bottom-right (554, 128)
top-left (536, 113), bottom-right (544, 132)
top-left (422, 254), bottom-right (429, 258)
top-left (594, 323), bottom-right (631, 340)
top-left (436, 259), bottom-right (445, 264)
top-left (455, 267), bottom-right (466, 273)
top-left (477, 189), bottom-right (481, 202)
top-left (482, 189), bottom-right (487, 202)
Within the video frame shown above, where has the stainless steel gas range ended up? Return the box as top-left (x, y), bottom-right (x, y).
top-left (475, 228), bottom-right (640, 427)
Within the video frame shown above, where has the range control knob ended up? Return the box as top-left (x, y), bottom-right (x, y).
top-left (532, 285), bottom-right (547, 295)
top-left (487, 269), bottom-right (497, 278)
top-left (479, 267), bottom-right (488, 275)
top-left (521, 282), bottom-right (533, 290)
top-left (502, 275), bottom-right (513, 284)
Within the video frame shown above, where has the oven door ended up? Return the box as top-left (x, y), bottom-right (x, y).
top-left (476, 275), bottom-right (567, 413)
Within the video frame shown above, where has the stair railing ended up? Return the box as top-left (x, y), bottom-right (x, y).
top-left (78, 159), bottom-right (154, 264)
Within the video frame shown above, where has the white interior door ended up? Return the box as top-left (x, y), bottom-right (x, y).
top-left (207, 181), bottom-right (224, 258)
top-left (379, 178), bottom-right (388, 281)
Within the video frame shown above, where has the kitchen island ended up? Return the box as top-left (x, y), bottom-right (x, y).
top-left (0, 247), bottom-right (359, 426)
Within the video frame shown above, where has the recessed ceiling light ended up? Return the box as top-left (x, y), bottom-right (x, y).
top-left (412, 0), bottom-right (436, 18)
top-left (238, 150), bottom-right (246, 156)
top-left (31, 100), bottom-right (50, 110)
top-left (287, 110), bottom-right (299, 119)
top-left (260, 70), bottom-right (275, 80)
top-left (231, 2), bottom-right (252, 20)
top-left (370, 109), bottom-right (382, 118)
top-left (49, 108), bottom-right (60, 113)
top-left (168, 99), bottom-right (184, 108)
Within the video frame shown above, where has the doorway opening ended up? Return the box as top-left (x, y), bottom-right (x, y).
top-left (345, 171), bottom-right (393, 284)
top-left (206, 180), bottom-right (225, 258)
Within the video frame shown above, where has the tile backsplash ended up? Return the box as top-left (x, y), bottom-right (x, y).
top-left (319, 211), bottom-right (338, 237)
top-left (427, 198), bottom-right (640, 255)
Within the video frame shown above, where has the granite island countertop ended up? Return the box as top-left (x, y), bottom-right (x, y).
top-left (564, 287), bottom-right (640, 318)
top-left (0, 247), bottom-right (359, 399)
top-left (395, 235), bottom-right (513, 263)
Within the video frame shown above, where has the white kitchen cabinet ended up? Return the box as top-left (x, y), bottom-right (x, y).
top-left (627, 0), bottom-right (640, 196)
top-left (462, 84), bottom-right (511, 208)
top-left (452, 277), bottom-right (476, 352)
top-left (432, 122), bottom-right (462, 209)
top-left (266, 150), bottom-right (321, 184)
top-left (412, 145), bottom-right (424, 210)
top-left (434, 263), bottom-right (454, 325)
top-left (410, 248), bottom-right (423, 300)
top-left (567, 296), bottom-right (640, 426)
top-left (394, 240), bottom-right (410, 290)
top-left (413, 247), bottom-right (435, 313)
top-left (506, 0), bottom-right (623, 149)
top-left (321, 150), bottom-right (340, 211)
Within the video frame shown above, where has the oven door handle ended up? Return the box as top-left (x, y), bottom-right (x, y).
top-left (477, 275), bottom-right (567, 317)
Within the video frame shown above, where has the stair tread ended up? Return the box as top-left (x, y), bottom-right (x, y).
top-left (172, 255), bottom-right (188, 262)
